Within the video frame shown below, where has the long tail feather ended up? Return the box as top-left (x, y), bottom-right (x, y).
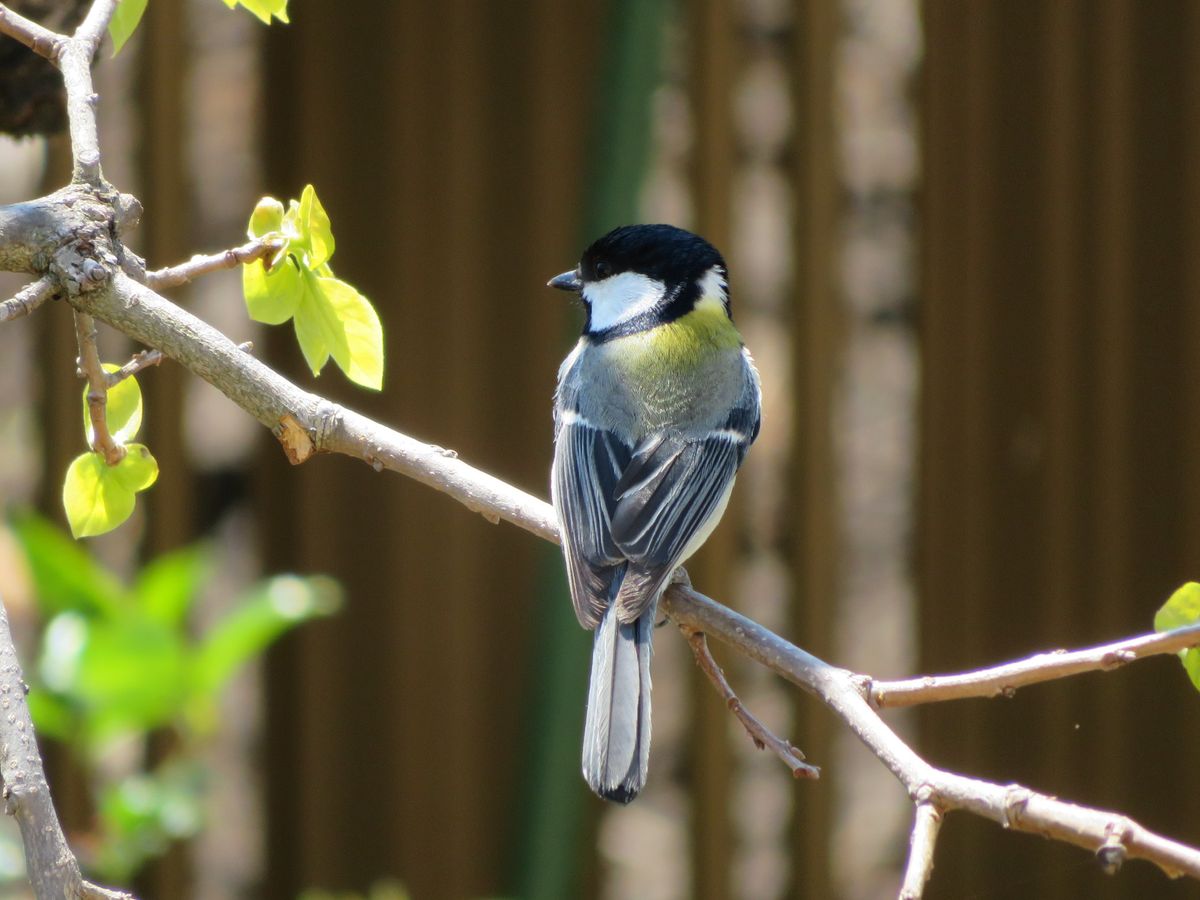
top-left (581, 587), bottom-right (655, 803)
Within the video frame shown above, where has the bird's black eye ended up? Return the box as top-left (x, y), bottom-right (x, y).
top-left (594, 259), bottom-right (612, 280)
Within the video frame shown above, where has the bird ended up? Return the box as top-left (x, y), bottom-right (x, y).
top-left (548, 223), bottom-right (762, 803)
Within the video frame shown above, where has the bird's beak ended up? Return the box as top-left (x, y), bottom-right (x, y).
top-left (548, 269), bottom-right (583, 292)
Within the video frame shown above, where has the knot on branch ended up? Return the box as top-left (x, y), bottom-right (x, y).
top-left (1002, 785), bottom-right (1032, 829)
top-left (1097, 821), bottom-right (1132, 875)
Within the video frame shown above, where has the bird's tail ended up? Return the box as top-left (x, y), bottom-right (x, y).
top-left (581, 581), bottom-right (655, 804)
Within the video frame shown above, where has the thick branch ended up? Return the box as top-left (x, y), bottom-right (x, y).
top-left (0, 277), bottom-right (54, 323)
top-left (145, 238), bottom-right (283, 291)
top-left (869, 624), bottom-right (1200, 708)
top-left (0, 595), bottom-right (133, 900)
top-left (69, 268), bottom-right (1200, 887)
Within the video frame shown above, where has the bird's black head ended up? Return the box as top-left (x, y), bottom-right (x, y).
top-left (547, 224), bottom-right (730, 341)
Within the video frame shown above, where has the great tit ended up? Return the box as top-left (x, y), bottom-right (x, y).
top-left (548, 223), bottom-right (762, 803)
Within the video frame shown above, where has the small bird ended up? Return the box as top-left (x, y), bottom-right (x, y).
top-left (548, 224), bottom-right (762, 803)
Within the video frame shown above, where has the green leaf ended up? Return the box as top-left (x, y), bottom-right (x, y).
top-left (318, 275), bottom-right (384, 390)
top-left (292, 269), bottom-right (384, 389)
top-left (1153, 582), bottom-right (1200, 692)
top-left (193, 575), bottom-right (339, 701)
top-left (223, 0), bottom-right (289, 25)
top-left (63, 453), bottom-right (136, 539)
top-left (297, 184), bottom-right (334, 268)
top-left (292, 269), bottom-right (335, 375)
top-left (83, 365), bottom-right (143, 446)
top-left (134, 544), bottom-right (210, 627)
top-left (8, 512), bottom-right (125, 615)
top-left (244, 254), bottom-right (302, 325)
top-left (247, 196), bottom-right (285, 239)
top-left (108, 0), bottom-right (148, 56)
top-left (62, 447), bottom-right (158, 539)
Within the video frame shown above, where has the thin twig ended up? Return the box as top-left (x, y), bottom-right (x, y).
top-left (0, 276), bottom-right (54, 323)
top-left (145, 237), bottom-right (284, 290)
top-left (73, 310), bottom-right (125, 465)
top-left (0, 3), bottom-right (64, 59)
top-left (899, 800), bottom-right (943, 899)
top-left (104, 348), bottom-right (164, 387)
top-left (868, 624), bottom-right (1200, 708)
top-left (104, 340), bottom-right (252, 388)
top-left (664, 584), bottom-right (1200, 882)
top-left (683, 626), bottom-right (819, 779)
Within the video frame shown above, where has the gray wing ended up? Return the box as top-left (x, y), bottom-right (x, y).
top-left (607, 426), bottom-right (746, 622)
top-left (552, 417), bottom-right (633, 628)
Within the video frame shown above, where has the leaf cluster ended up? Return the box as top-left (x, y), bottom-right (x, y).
top-left (8, 514), bottom-right (339, 881)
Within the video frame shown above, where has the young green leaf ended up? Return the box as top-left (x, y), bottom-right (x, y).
top-left (297, 184), bottom-right (334, 268)
top-left (241, 187), bottom-right (384, 388)
top-left (248, 196), bottom-right (285, 239)
top-left (1153, 582), bottom-right (1200, 692)
top-left (317, 274), bottom-right (384, 390)
top-left (109, 0), bottom-right (149, 56)
top-left (63, 445), bottom-right (159, 539)
top-left (244, 254), bottom-right (302, 325)
top-left (222, 0), bottom-right (289, 25)
top-left (83, 365), bottom-right (143, 446)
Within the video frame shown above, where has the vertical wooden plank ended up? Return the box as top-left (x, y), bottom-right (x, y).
top-left (136, 0), bottom-right (192, 557)
top-left (687, 2), bottom-right (736, 898)
top-left (789, 2), bottom-right (839, 896)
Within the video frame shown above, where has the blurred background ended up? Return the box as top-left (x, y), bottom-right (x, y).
top-left (1, 0), bottom-right (1199, 898)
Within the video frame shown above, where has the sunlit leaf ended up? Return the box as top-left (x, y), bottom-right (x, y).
top-left (82, 365), bottom-right (143, 446)
top-left (297, 184), bottom-right (334, 268)
top-left (112, 444), bottom-right (158, 492)
top-left (108, 0), bottom-right (148, 56)
top-left (62, 447), bottom-right (157, 539)
top-left (223, 0), bottom-right (289, 25)
top-left (8, 512), bottom-right (125, 615)
top-left (292, 269), bottom-right (336, 375)
top-left (63, 453), bottom-right (136, 539)
top-left (318, 275), bottom-right (384, 390)
top-left (1153, 582), bottom-right (1200, 692)
top-left (247, 196), bottom-right (285, 239)
top-left (244, 255), bottom-right (302, 325)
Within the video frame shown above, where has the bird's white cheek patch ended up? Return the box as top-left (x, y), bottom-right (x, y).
top-left (584, 272), bottom-right (666, 331)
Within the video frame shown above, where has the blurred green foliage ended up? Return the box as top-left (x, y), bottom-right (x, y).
top-left (7, 512), bottom-right (339, 884)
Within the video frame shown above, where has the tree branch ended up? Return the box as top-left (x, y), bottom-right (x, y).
top-left (0, 4), bottom-right (65, 59)
top-left (682, 625), bottom-right (818, 779)
top-left (145, 238), bottom-right (283, 291)
top-left (0, 594), bottom-right (134, 900)
top-left (899, 800), bottom-right (942, 899)
top-left (869, 624), bottom-right (1200, 708)
top-left (0, 277), bottom-right (55, 323)
top-left (62, 267), bottom-right (1200, 887)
